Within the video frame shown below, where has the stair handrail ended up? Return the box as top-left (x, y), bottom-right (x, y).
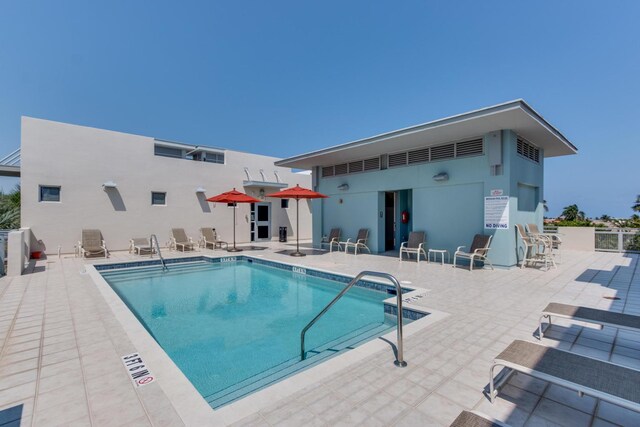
top-left (300, 270), bottom-right (407, 367)
top-left (150, 234), bottom-right (168, 271)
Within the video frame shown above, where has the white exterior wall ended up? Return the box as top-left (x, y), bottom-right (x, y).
top-left (21, 117), bottom-right (312, 254)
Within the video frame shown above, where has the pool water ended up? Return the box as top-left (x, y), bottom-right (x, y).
top-left (102, 260), bottom-right (397, 407)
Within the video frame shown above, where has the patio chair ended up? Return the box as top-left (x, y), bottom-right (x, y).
top-left (450, 411), bottom-right (511, 427)
top-left (538, 302), bottom-right (640, 339)
top-left (171, 228), bottom-right (195, 252)
top-left (453, 234), bottom-right (493, 271)
top-left (341, 228), bottom-right (371, 255)
top-left (129, 237), bottom-right (154, 256)
top-left (489, 340), bottom-right (640, 413)
top-left (78, 229), bottom-right (108, 258)
top-left (516, 224), bottom-right (554, 270)
top-left (321, 228), bottom-right (341, 252)
top-left (527, 223), bottom-right (562, 263)
top-left (399, 231), bottom-right (427, 263)
top-left (200, 227), bottom-right (227, 250)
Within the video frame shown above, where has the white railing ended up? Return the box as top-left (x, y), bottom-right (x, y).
top-left (594, 228), bottom-right (640, 253)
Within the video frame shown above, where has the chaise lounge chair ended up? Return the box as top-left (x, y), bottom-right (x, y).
top-left (399, 231), bottom-right (427, 263)
top-left (200, 227), bottom-right (227, 250)
top-left (489, 340), bottom-right (640, 412)
top-left (538, 302), bottom-right (640, 339)
top-left (321, 228), bottom-right (341, 252)
top-left (171, 228), bottom-right (195, 252)
top-left (78, 229), bottom-right (108, 258)
top-left (450, 411), bottom-right (511, 427)
top-left (341, 228), bottom-right (371, 255)
top-left (453, 234), bottom-right (493, 270)
top-left (129, 237), bottom-right (154, 256)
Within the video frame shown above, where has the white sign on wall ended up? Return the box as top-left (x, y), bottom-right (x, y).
top-left (484, 196), bottom-right (509, 230)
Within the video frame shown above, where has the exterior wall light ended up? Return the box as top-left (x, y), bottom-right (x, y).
top-left (102, 181), bottom-right (117, 189)
top-left (337, 183), bottom-right (349, 191)
top-left (432, 172), bottom-right (449, 182)
top-left (195, 186), bottom-right (206, 193)
top-left (259, 189), bottom-right (265, 199)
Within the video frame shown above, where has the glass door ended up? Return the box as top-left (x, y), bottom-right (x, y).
top-left (251, 202), bottom-right (271, 241)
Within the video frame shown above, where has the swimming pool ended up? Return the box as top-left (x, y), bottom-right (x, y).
top-left (100, 258), bottom-right (416, 408)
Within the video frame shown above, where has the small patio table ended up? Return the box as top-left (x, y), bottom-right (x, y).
top-left (428, 248), bottom-right (449, 265)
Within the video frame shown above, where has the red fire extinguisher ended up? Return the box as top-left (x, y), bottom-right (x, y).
top-left (401, 210), bottom-right (409, 224)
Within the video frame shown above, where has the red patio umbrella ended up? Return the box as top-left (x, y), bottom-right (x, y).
top-left (207, 188), bottom-right (261, 252)
top-left (266, 184), bottom-right (328, 257)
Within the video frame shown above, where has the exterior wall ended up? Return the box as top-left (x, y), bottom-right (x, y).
top-left (20, 117), bottom-right (311, 254)
top-left (314, 130), bottom-right (544, 267)
top-left (557, 227), bottom-right (595, 251)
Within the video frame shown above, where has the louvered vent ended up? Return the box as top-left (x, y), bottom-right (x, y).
top-left (334, 163), bottom-right (348, 175)
top-left (363, 157), bottom-right (380, 171)
top-left (348, 161), bottom-right (363, 173)
top-left (321, 166), bottom-right (334, 177)
top-left (517, 137), bottom-right (540, 163)
top-left (430, 144), bottom-right (455, 161)
top-left (408, 148), bottom-right (430, 164)
top-left (388, 152), bottom-right (408, 168)
top-left (455, 139), bottom-right (483, 157)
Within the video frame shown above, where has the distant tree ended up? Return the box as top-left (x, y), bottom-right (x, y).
top-left (600, 214), bottom-right (612, 221)
top-left (633, 195), bottom-right (640, 212)
top-left (561, 204), bottom-right (585, 222)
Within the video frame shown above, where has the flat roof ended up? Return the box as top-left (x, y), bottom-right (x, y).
top-left (275, 100), bottom-right (577, 169)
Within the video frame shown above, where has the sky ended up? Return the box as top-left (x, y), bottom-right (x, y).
top-left (0, 1), bottom-right (638, 218)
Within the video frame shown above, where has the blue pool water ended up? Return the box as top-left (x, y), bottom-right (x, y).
top-left (102, 260), bottom-right (398, 407)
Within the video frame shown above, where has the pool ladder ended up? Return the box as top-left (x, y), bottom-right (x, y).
top-left (300, 271), bottom-right (407, 367)
top-left (150, 234), bottom-right (168, 271)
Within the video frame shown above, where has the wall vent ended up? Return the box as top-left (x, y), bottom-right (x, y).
top-left (334, 163), bottom-right (348, 175)
top-left (363, 157), bottom-right (380, 171)
top-left (348, 161), bottom-right (364, 173)
top-left (455, 138), bottom-right (483, 157)
top-left (517, 137), bottom-right (540, 163)
top-left (388, 152), bottom-right (408, 168)
top-left (408, 148), bottom-right (430, 164)
top-left (321, 166), bottom-right (334, 177)
top-left (430, 143), bottom-right (455, 161)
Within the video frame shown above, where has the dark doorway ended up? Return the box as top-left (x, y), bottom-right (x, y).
top-left (385, 192), bottom-right (396, 250)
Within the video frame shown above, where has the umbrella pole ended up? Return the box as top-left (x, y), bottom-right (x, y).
top-left (291, 197), bottom-right (305, 257)
top-left (228, 202), bottom-right (242, 252)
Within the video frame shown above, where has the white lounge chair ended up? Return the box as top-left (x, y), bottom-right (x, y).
top-left (78, 229), bottom-right (108, 258)
top-left (129, 237), bottom-right (154, 256)
top-left (399, 231), bottom-right (427, 263)
top-left (538, 302), bottom-right (640, 339)
top-left (453, 234), bottom-right (493, 270)
top-left (527, 223), bottom-right (562, 262)
top-left (341, 228), bottom-right (370, 255)
top-left (490, 340), bottom-right (640, 413)
top-left (200, 227), bottom-right (227, 250)
top-left (171, 228), bottom-right (195, 252)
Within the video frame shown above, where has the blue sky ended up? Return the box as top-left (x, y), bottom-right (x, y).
top-left (0, 1), bottom-right (638, 217)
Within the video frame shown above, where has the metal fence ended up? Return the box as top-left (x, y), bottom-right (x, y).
top-left (0, 229), bottom-right (12, 275)
top-left (594, 228), bottom-right (640, 253)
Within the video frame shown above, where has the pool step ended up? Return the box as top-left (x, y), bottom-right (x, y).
top-left (205, 322), bottom-right (393, 408)
top-left (102, 262), bottom-right (220, 282)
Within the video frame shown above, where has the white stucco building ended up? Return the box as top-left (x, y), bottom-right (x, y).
top-left (16, 117), bottom-right (312, 254)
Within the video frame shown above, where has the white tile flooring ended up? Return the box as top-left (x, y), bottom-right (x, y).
top-left (0, 245), bottom-right (638, 426)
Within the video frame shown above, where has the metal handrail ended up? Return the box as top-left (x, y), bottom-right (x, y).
top-left (300, 270), bottom-right (407, 367)
top-left (150, 234), bottom-right (168, 271)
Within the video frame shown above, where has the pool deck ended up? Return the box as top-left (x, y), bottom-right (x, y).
top-left (1, 244), bottom-right (639, 426)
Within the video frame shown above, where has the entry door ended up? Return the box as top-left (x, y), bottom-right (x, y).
top-left (253, 202), bottom-right (271, 241)
top-left (385, 192), bottom-right (396, 251)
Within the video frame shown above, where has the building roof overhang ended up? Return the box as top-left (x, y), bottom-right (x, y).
top-left (275, 100), bottom-right (577, 169)
top-left (242, 180), bottom-right (288, 189)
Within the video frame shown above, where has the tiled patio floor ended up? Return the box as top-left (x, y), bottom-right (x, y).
top-left (0, 245), bottom-right (638, 426)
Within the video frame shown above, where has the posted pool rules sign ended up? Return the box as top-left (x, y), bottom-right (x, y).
top-left (122, 353), bottom-right (155, 387)
top-left (484, 196), bottom-right (509, 229)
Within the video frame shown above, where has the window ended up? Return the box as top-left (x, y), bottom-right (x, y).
top-left (154, 145), bottom-right (183, 158)
top-left (151, 192), bottom-right (166, 205)
top-left (281, 199), bottom-right (289, 208)
top-left (39, 186), bottom-right (61, 202)
top-left (204, 152), bottom-right (225, 164)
